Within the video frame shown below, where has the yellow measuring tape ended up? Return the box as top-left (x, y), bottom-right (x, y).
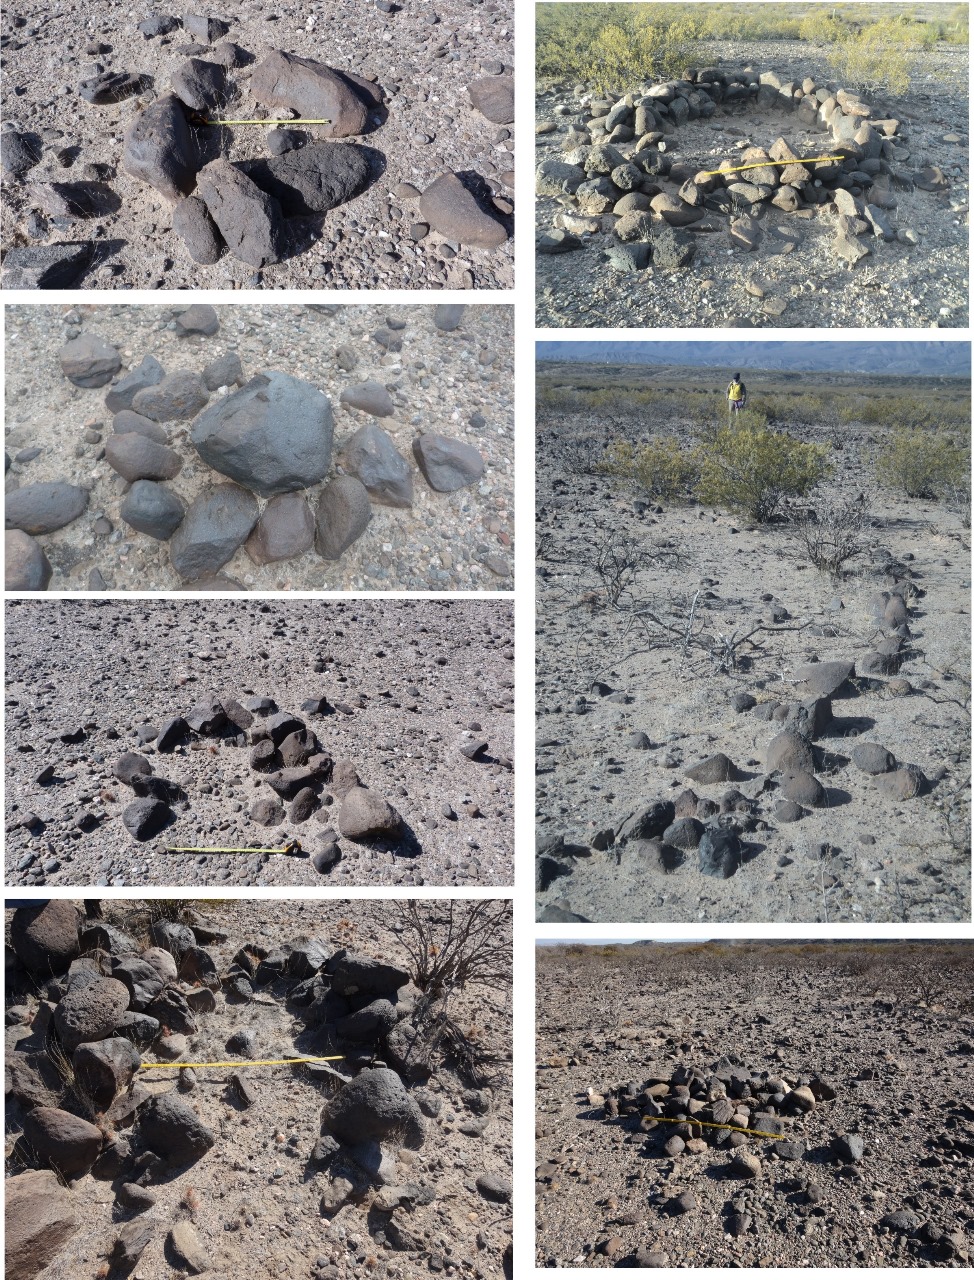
top-left (701, 155), bottom-right (839, 177)
top-left (199, 117), bottom-right (332, 126)
top-left (139, 1055), bottom-right (344, 1070)
top-left (165, 840), bottom-right (303, 855)
top-left (642, 1114), bottom-right (785, 1141)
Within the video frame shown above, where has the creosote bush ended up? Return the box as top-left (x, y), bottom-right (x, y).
top-left (696, 422), bottom-right (832, 523)
top-left (875, 427), bottom-right (970, 500)
top-left (789, 492), bottom-right (871, 579)
top-left (597, 437), bottom-right (698, 502)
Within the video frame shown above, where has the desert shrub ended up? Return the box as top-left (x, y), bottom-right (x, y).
top-left (827, 21), bottom-right (918, 94)
top-left (789, 492), bottom-right (871, 578)
top-left (536, 4), bottom-right (700, 91)
top-left (598, 436), bottom-right (698, 502)
top-left (798, 7), bottom-right (849, 44)
top-left (875, 426), bottom-right (970, 500)
top-left (695, 422), bottom-right (832, 523)
top-left (388, 899), bottom-right (512, 999)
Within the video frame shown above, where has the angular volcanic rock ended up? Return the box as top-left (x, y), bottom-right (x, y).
top-left (122, 93), bottom-right (199, 202)
top-left (411, 434), bottom-right (484, 491)
top-left (195, 159), bottom-right (287, 268)
top-left (241, 143), bottom-right (373, 216)
top-left (249, 50), bottom-right (382, 138)
top-left (169, 484), bottom-right (259, 579)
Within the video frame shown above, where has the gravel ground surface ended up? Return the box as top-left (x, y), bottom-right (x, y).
top-left (535, 41), bottom-right (968, 329)
top-left (1, 0), bottom-right (514, 290)
top-left (536, 941), bottom-right (974, 1268)
top-left (535, 381), bottom-right (971, 925)
top-left (4, 597), bottom-right (515, 888)
top-left (4, 302), bottom-right (514, 592)
top-left (5, 897), bottom-right (513, 1280)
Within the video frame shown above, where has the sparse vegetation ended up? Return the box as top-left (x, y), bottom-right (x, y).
top-left (597, 437), bottom-right (699, 503)
top-left (696, 421), bottom-right (832, 523)
top-left (789, 491), bottom-right (873, 578)
top-left (875, 426), bottom-right (971, 500)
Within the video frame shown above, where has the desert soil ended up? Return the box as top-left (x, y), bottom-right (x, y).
top-left (1, 0), bottom-right (514, 290)
top-left (535, 381), bottom-right (971, 925)
top-left (4, 302), bottom-right (515, 592)
top-left (4, 596), bottom-right (515, 889)
top-left (6, 898), bottom-right (513, 1280)
top-left (536, 941), bottom-right (974, 1269)
top-left (535, 40), bottom-right (969, 329)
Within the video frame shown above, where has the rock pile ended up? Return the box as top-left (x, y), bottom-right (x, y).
top-left (5, 309), bottom-right (488, 592)
top-left (537, 67), bottom-right (934, 273)
top-left (5, 900), bottom-right (509, 1277)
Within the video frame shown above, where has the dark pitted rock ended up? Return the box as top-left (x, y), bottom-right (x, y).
top-left (832, 1133), bottom-right (864, 1163)
top-left (6, 1169), bottom-right (79, 1280)
top-left (105, 354), bottom-right (165, 413)
top-left (412, 434), bottom-right (484, 492)
top-left (105, 433), bottom-right (183, 483)
top-left (54, 976), bottom-right (130, 1050)
top-left (148, 921), bottom-right (195, 959)
top-left (314, 476), bottom-right (372, 559)
top-left (191, 371), bottom-right (333, 496)
top-left (174, 303), bottom-right (219, 336)
top-left (80, 70), bottom-right (147, 104)
top-left (419, 172), bottom-right (508, 250)
top-left (1, 129), bottom-right (41, 178)
top-left (245, 493), bottom-right (315, 565)
top-left (263, 711), bottom-right (307, 745)
top-left (132, 370), bottom-right (208, 421)
top-left (202, 351), bottom-right (243, 390)
top-left (131, 774), bottom-right (186, 805)
top-left (22, 1107), bottom-right (103, 1175)
top-left (775, 799), bottom-right (804, 823)
top-left (538, 229), bottom-right (583, 254)
top-left (10, 900), bottom-right (80, 977)
top-left (112, 752), bottom-right (153, 786)
top-left (249, 50), bottom-right (381, 138)
top-left (73, 1037), bottom-right (141, 1108)
top-left (686, 753), bottom-right (740, 784)
top-left (173, 194), bottom-right (224, 264)
top-left (339, 786), bottom-right (404, 843)
top-left (169, 483), bottom-right (259, 579)
top-left (312, 841), bottom-right (342, 874)
top-left (767, 729), bottom-right (815, 775)
top-left (184, 697), bottom-right (229, 734)
top-left (698, 826), bottom-right (742, 878)
top-left (467, 76), bottom-right (514, 124)
top-left (147, 987), bottom-right (196, 1035)
top-left (340, 423), bottom-right (413, 508)
top-left (793, 659), bottom-right (855, 697)
top-left (6, 530), bottom-right (53, 590)
top-left (240, 142), bottom-right (373, 216)
top-left (156, 716), bottom-right (189, 752)
top-left (196, 159), bottom-right (286, 267)
top-left (785, 695), bottom-right (832, 741)
top-left (60, 333), bottom-right (121, 388)
top-left (120, 480), bottom-right (186, 541)
top-left (781, 770), bottom-right (827, 806)
top-left (289, 786), bottom-right (319, 824)
top-left (137, 1092), bottom-right (215, 1164)
top-left (879, 1209), bottom-right (921, 1234)
top-left (171, 57), bottom-right (226, 111)
top-left (5, 482), bottom-right (88, 535)
top-left (432, 304), bottom-right (465, 331)
top-left (121, 797), bottom-right (172, 841)
top-left (112, 956), bottom-right (165, 1009)
top-left (112, 410), bottom-right (169, 443)
top-left (616, 800), bottom-right (675, 842)
top-left (122, 93), bottom-right (199, 202)
top-left (321, 1066), bottom-right (424, 1148)
top-left (0, 243), bottom-right (93, 289)
top-left (851, 742), bottom-right (895, 775)
top-left (875, 765), bottom-right (926, 800)
top-left (326, 949), bottom-right (409, 994)
top-left (336, 997), bottom-right (397, 1041)
top-left (341, 380), bottom-right (394, 417)
top-left (662, 816), bottom-right (704, 849)
top-left (183, 12), bottom-right (231, 42)
top-left (139, 14), bottom-right (179, 36)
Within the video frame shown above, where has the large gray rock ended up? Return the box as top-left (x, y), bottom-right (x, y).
top-left (54, 976), bottom-right (130, 1050)
top-left (1, 129), bottom-right (41, 178)
top-left (5, 530), bottom-right (53, 590)
top-left (240, 143), bottom-right (373, 216)
top-left (467, 76), bottom-right (514, 124)
top-left (249, 50), bottom-right (381, 137)
top-left (10, 900), bottom-right (80, 977)
top-left (112, 956), bottom-right (166, 1010)
top-left (419, 172), bottom-right (508, 250)
top-left (5, 482), bottom-right (88, 534)
top-left (793, 659), bottom-right (855, 698)
top-left (5, 1169), bottom-right (79, 1280)
top-left (327, 949), bottom-right (410, 995)
top-left (60, 334), bottom-right (121, 388)
top-left (340, 380), bottom-right (394, 417)
top-left (196, 159), bottom-right (287, 268)
top-left (321, 1067), bottom-right (425, 1148)
top-left (191, 371), bottom-right (333, 496)
top-left (73, 1037), bottom-right (141, 1108)
top-left (245, 493), bottom-right (315, 564)
top-left (120, 480), bottom-right (186, 540)
top-left (432, 305), bottom-right (465, 331)
top-left (339, 786), bottom-right (404, 842)
top-left (169, 483), bottom-right (259, 579)
top-left (105, 354), bottom-right (165, 413)
top-left (121, 796), bottom-right (173, 840)
top-left (339, 423), bottom-right (413, 508)
top-left (767, 729), bottom-right (815, 775)
top-left (105, 433), bottom-right (183, 483)
top-left (22, 1106), bottom-right (103, 1176)
top-left (132, 370), bottom-right (208, 422)
top-left (411, 434), bottom-right (484, 492)
top-left (138, 1092), bottom-right (215, 1164)
top-left (314, 476), bottom-right (372, 559)
top-left (172, 194), bottom-right (224, 264)
top-left (171, 57), bottom-right (226, 111)
top-left (0, 243), bottom-right (92, 289)
top-left (122, 93), bottom-right (199, 202)
top-left (112, 410), bottom-right (169, 444)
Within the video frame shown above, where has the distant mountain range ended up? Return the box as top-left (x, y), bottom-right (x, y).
top-left (537, 341), bottom-right (971, 379)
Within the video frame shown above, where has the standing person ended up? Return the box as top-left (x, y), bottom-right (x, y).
top-left (726, 372), bottom-right (747, 417)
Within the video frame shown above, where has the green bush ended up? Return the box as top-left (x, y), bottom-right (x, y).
top-left (696, 422), bottom-right (832, 523)
top-left (827, 21), bottom-right (917, 94)
top-left (598, 436), bottom-right (698, 502)
top-left (875, 427), bottom-right (970, 500)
